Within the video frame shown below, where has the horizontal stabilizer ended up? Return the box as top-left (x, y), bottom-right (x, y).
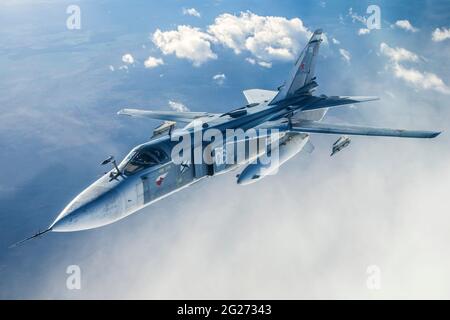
top-left (291, 121), bottom-right (441, 138)
top-left (243, 89), bottom-right (278, 104)
top-left (118, 108), bottom-right (218, 123)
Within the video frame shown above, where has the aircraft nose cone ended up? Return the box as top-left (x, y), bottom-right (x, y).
top-left (51, 183), bottom-right (124, 232)
top-left (51, 208), bottom-right (81, 232)
top-left (51, 204), bottom-right (96, 232)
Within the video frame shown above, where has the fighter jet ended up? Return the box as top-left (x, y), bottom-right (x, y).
top-left (12, 29), bottom-right (440, 245)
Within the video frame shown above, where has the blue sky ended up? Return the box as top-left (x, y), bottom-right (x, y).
top-left (1, 0), bottom-right (450, 298)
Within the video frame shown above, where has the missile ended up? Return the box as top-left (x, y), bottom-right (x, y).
top-left (331, 135), bottom-right (351, 156)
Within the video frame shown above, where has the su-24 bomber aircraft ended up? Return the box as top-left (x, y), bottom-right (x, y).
top-left (13, 29), bottom-right (441, 246)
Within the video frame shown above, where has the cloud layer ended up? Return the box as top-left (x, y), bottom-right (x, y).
top-left (339, 48), bottom-right (351, 63)
top-left (182, 7), bottom-right (201, 18)
top-left (152, 26), bottom-right (218, 67)
top-left (432, 27), bottom-right (450, 42)
top-left (121, 53), bottom-right (135, 64)
top-left (380, 43), bottom-right (450, 94)
top-left (152, 11), bottom-right (313, 66)
top-left (358, 28), bottom-right (370, 35)
top-left (380, 43), bottom-right (419, 63)
top-left (207, 11), bottom-right (311, 63)
top-left (212, 73), bottom-right (226, 85)
top-left (394, 20), bottom-right (418, 32)
top-left (144, 56), bottom-right (164, 69)
top-left (168, 100), bottom-right (189, 112)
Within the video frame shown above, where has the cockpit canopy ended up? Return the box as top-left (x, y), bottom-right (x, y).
top-left (119, 144), bottom-right (169, 176)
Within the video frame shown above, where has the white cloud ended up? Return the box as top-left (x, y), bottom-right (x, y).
top-left (380, 42), bottom-right (450, 94)
top-left (182, 7), bottom-right (201, 18)
top-left (152, 12), bottom-right (323, 66)
top-left (108, 65), bottom-right (115, 72)
top-left (380, 42), bottom-right (419, 63)
top-left (207, 11), bottom-right (312, 62)
top-left (121, 53), bottom-right (134, 65)
top-left (394, 20), bottom-right (418, 32)
top-left (339, 48), bottom-right (351, 63)
top-left (245, 58), bottom-right (271, 68)
top-left (258, 61), bottom-right (272, 68)
top-left (168, 100), bottom-right (190, 112)
top-left (144, 56), bottom-right (164, 69)
top-left (152, 25), bottom-right (217, 66)
top-left (358, 28), bottom-right (370, 35)
top-left (246, 57), bottom-right (256, 65)
top-left (332, 38), bottom-right (340, 45)
top-left (432, 27), bottom-right (450, 42)
top-left (392, 63), bottom-right (450, 94)
top-left (348, 7), bottom-right (366, 24)
top-left (212, 73), bottom-right (226, 85)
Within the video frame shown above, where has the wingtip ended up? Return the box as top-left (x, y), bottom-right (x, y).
top-left (117, 109), bottom-right (131, 116)
top-left (340, 96), bottom-right (380, 103)
top-left (362, 96), bottom-right (380, 102)
top-left (430, 131), bottom-right (442, 138)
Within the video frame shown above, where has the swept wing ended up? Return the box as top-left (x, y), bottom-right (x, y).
top-left (117, 108), bottom-right (219, 122)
